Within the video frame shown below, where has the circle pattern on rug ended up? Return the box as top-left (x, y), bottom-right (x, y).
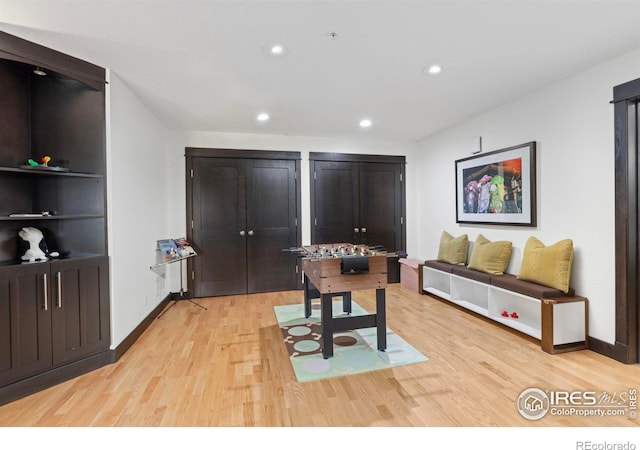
top-left (280, 322), bottom-right (323, 357)
top-left (294, 340), bottom-right (320, 353)
top-left (301, 358), bottom-right (331, 373)
top-left (288, 326), bottom-right (311, 337)
top-left (334, 335), bottom-right (358, 347)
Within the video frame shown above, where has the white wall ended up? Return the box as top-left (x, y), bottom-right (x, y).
top-left (413, 48), bottom-right (640, 345)
top-left (107, 71), bottom-right (173, 347)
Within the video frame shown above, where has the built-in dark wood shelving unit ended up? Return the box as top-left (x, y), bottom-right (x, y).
top-left (0, 30), bottom-right (111, 406)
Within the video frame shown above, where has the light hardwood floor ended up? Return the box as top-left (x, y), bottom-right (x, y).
top-left (0, 284), bottom-right (638, 427)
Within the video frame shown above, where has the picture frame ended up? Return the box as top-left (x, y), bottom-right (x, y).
top-left (455, 141), bottom-right (536, 226)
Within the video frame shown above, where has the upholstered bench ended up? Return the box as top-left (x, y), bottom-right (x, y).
top-left (422, 259), bottom-right (588, 354)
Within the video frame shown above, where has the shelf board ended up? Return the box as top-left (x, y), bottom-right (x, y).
top-left (0, 166), bottom-right (103, 178)
top-left (491, 315), bottom-right (541, 339)
top-left (0, 214), bottom-right (104, 221)
top-left (423, 286), bottom-right (451, 301)
top-left (0, 252), bottom-right (107, 267)
top-left (451, 299), bottom-right (489, 317)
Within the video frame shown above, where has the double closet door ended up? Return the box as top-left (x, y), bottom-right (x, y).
top-left (187, 149), bottom-right (301, 297)
top-left (310, 153), bottom-right (406, 252)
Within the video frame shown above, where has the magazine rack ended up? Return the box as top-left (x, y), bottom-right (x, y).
top-left (150, 252), bottom-right (208, 318)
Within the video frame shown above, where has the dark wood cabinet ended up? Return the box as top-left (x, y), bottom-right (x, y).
top-left (187, 149), bottom-right (301, 297)
top-left (0, 263), bottom-right (52, 387)
top-left (51, 257), bottom-right (110, 365)
top-left (0, 257), bottom-right (109, 387)
top-left (310, 153), bottom-right (406, 252)
top-left (0, 31), bottom-right (110, 404)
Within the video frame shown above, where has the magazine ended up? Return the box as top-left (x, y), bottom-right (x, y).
top-left (157, 237), bottom-right (196, 261)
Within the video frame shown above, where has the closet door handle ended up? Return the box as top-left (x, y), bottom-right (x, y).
top-left (43, 273), bottom-right (48, 311)
top-left (56, 272), bottom-right (62, 308)
top-left (248, 230), bottom-right (254, 236)
top-left (239, 230), bottom-right (246, 236)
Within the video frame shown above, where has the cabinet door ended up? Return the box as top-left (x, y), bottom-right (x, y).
top-left (359, 162), bottom-right (403, 251)
top-left (50, 257), bottom-right (110, 365)
top-left (0, 264), bottom-right (52, 387)
top-left (311, 160), bottom-right (360, 244)
top-left (191, 158), bottom-right (247, 296)
top-left (245, 159), bottom-right (298, 293)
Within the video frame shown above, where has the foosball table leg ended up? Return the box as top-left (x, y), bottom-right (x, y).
top-left (376, 288), bottom-right (387, 351)
top-left (342, 291), bottom-right (352, 314)
top-left (321, 293), bottom-right (334, 359)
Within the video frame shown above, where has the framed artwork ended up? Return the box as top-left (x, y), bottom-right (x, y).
top-left (455, 141), bottom-right (536, 226)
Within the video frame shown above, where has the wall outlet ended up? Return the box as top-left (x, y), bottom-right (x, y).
top-left (156, 274), bottom-right (165, 293)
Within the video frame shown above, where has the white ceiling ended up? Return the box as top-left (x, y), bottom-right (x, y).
top-left (1, 0), bottom-right (640, 142)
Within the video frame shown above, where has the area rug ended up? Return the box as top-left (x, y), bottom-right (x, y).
top-left (274, 300), bottom-right (428, 382)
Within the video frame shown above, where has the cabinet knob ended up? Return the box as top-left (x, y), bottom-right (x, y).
top-left (248, 230), bottom-right (254, 236)
top-left (239, 230), bottom-right (246, 236)
top-left (361, 227), bottom-right (367, 233)
top-left (354, 228), bottom-right (359, 233)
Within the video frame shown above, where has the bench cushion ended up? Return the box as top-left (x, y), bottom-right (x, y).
top-left (492, 273), bottom-right (574, 298)
top-left (452, 266), bottom-right (493, 284)
top-left (424, 259), bottom-right (455, 273)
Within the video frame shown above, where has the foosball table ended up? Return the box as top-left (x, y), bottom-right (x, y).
top-left (292, 243), bottom-right (390, 359)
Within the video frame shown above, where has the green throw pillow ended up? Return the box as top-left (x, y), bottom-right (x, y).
top-left (517, 236), bottom-right (574, 293)
top-left (467, 234), bottom-right (512, 275)
top-left (437, 231), bottom-right (468, 265)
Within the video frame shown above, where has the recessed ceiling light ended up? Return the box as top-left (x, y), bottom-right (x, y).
top-left (257, 112), bottom-right (270, 122)
top-left (359, 119), bottom-right (372, 128)
top-left (424, 65), bottom-right (442, 75)
top-left (270, 44), bottom-right (286, 55)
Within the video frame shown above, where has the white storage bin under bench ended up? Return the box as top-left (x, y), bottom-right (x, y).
top-left (422, 260), bottom-right (588, 354)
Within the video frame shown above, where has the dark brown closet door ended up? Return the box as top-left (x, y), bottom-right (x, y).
top-left (245, 159), bottom-right (298, 293)
top-left (312, 160), bottom-right (360, 244)
top-left (359, 162), bottom-right (403, 251)
top-left (189, 152), bottom-right (300, 297)
top-left (311, 155), bottom-right (405, 252)
top-left (191, 158), bottom-right (247, 297)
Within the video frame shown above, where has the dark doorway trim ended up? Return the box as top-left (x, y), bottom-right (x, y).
top-left (309, 152), bottom-right (406, 164)
top-left (613, 77), bottom-right (640, 364)
top-left (186, 147), bottom-right (300, 160)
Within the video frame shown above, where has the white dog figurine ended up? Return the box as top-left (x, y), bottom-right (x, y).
top-left (18, 227), bottom-right (59, 262)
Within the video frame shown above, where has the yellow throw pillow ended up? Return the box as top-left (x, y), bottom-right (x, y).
top-left (437, 231), bottom-right (468, 265)
top-left (517, 236), bottom-right (574, 293)
top-left (467, 234), bottom-right (512, 275)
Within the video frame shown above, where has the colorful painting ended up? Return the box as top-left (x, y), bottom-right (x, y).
top-left (456, 142), bottom-right (536, 226)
